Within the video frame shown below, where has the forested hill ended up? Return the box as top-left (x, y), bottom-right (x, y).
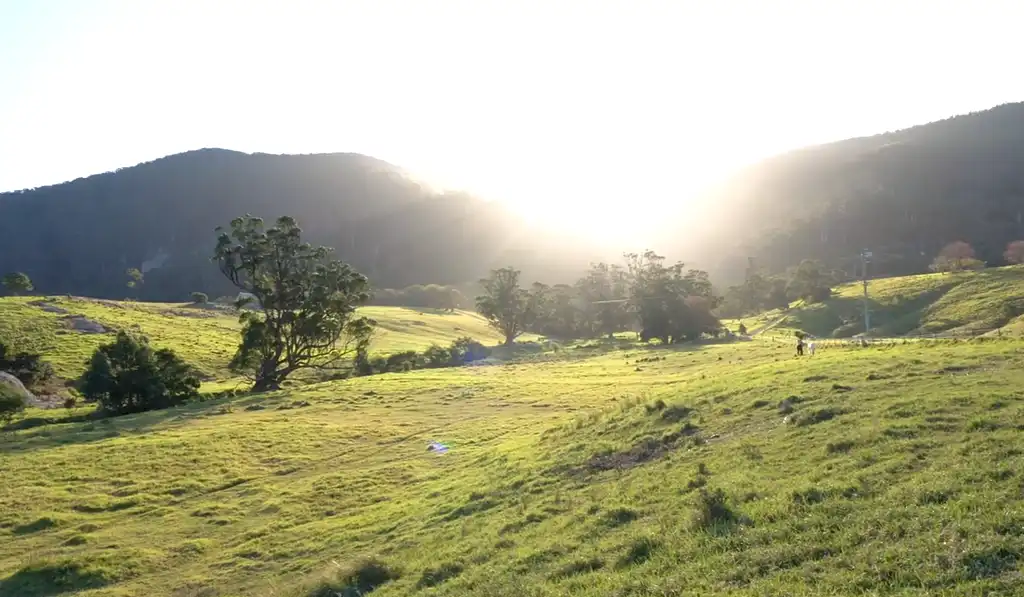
top-left (0, 149), bottom-right (600, 300)
top-left (683, 102), bottom-right (1024, 283)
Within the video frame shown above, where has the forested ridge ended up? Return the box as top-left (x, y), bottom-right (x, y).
top-left (0, 149), bottom-right (600, 300)
top-left (3, 102), bottom-right (1024, 300)
top-left (691, 102), bottom-right (1024, 283)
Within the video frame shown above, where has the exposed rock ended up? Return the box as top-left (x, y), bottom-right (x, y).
top-left (0, 371), bottom-right (34, 402)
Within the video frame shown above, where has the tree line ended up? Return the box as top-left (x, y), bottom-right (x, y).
top-left (475, 250), bottom-right (723, 345)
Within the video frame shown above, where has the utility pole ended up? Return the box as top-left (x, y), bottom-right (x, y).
top-left (861, 250), bottom-right (872, 336)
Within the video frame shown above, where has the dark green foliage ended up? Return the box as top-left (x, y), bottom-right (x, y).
top-left (625, 251), bottom-right (722, 343)
top-left (476, 267), bottom-right (543, 345)
top-left (691, 488), bottom-right (736, 531)
top-left (214, 215), bottom-right (375, 391)
top-left (0, 149), bottom-right (602, 301)
top-left (79, 332), bottom-right (200, 415)
top-left (371, 284), bottom-right (467, 311)
top-left (0, 342), bottom-right (54, 389)
top-left (2, 271), bottom-right (33, 295)
top-left (786, 259), bottom-right (834, 304)
top-left (0, 383), bottom-right (26, 425)
top-left (189, 292), bottom-right (208, 304)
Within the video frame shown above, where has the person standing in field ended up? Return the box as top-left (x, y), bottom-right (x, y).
top-left (796, 336), bottom-right (804, 357)
top-left (808, 340), bottom-right (816, 356)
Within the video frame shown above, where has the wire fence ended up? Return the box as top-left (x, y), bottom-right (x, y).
top-left (752, 327), bottom-right (1016, 350)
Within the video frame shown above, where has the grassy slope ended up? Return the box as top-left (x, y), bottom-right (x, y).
top-left (0, 297), bottom-right (509, 381)
top-left (779, 266), bottom-right (1024, 338)
top-left (2, 337), bottom-right (1023, 596)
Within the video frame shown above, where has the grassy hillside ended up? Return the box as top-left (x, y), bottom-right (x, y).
top-left (0, 297), bottom-right (509, 381)
top-left (778, 266), bottom-right (1024, 338)
top-left (2, 335), bottom-right (1023, 596)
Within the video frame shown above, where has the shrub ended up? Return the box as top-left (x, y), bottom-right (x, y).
top-left (423, 344), bottom-right (454, 368)
top-left (0, 342), bottom-right (54, 389)
top-left (691, 488), bottom-right (736, 531)
top-left (450, 336), bottom-right (490, 363)
top-left (0, 383), bottom-right (26, 425)
top-left (189, 292), bottom-right (209, 304)
top-left (79, 332), bottom-right (200, 415)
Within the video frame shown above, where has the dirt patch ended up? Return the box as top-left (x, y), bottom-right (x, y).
top-left (28, 300), bottom-right (69, 315)
top-left (803, 375), bottom-right (829, 382)
top-left (581, 424), bottom-right (701, 474)
top-left (61, 315), bottom-right (107, 334)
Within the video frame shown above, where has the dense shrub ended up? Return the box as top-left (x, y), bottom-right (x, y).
top-left (0, 383), bottom-right (26, 424)
top-left (79, 332), bottom-right (200, 415)
top-left (0, 342), bottom-right (54, 389)
top-left (450, 336), bottom-right (491, 363)
top-left (189, 292), bottom-right (208, 304)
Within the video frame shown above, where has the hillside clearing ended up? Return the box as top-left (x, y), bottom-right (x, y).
top-left (767, 266), bottom-right (1024, 339)
top-left (0, 297), bottom-right (511, 382)
top-left (2, 336), bottom-right (1023, 596)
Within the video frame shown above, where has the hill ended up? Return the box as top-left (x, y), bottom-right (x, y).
top-left (765, 266), bottom-right (1024, 339)
top-left (0, 297), bottom-right (511, 383)
top-left (0, 149), bottom-right (601, 301)
top-left (2, 332), bottom-right (1023, 595)
top-left (680, 102), bottom-right (1024, 284)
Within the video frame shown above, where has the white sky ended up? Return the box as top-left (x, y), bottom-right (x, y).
top-left (1, 0), bottom-right (1022, 236)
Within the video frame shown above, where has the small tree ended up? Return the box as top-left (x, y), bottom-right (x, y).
top-left (2, 272), bottom-right (33, 295)
top-left (475, 267), bottom-right (540, 345)
top-left (1004, 240), bottom-right (1024, 265)
top-left (213, 215), bottom-right (375, 391)
top-left (126, 268), bottom-right (144, 298)
top-left (80, 332), bottom-right (200, 415)
top-left (931, 241), bottom-right (983, 272)
top-left (190, 292), bottom-right (209, 304)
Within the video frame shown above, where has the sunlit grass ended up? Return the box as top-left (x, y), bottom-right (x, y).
top-left (2, 334), bottom-right (1023, 596)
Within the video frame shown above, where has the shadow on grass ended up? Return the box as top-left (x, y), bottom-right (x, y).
top-left (0, 562), bottom-right (110, 597)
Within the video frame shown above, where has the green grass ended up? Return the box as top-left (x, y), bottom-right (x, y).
top-left (0, 297), bottom-right (517, 383)
top-left (2, 334), bottom-right (1023, 595)
top-left (779, 266), bottom-right (1024, 338)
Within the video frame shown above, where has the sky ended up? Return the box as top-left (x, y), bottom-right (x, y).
top-left (1, 0), bottom-right (1022, 235)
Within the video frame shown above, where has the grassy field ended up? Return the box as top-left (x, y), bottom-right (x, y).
top-left (762, 266), bottom-right (1024, 339)
top-left (0, 297), bottom-right (511, 382)
top-left (2, 331), bottom-right (1023, 596)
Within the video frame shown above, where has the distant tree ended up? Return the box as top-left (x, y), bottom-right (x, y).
top-left (126, 268), bottom-right (143, 297)
top-left (1004, 240), bottom-right (1024, 264)
top-left (79, 331), bottom-right (200, 415)
top-left (625, 250), bottom-right (721, 343)
top-left (190, 291), bottom-right (209, 304)
top-left (786, 260), bottom-right (833, 303)
top-left (576, 262), bottom-right (631, 338)
top-left (2, 272), bottom-right (33, 295)
top-left (214, 215), bottom-right (375, 391)
top-left (737, 322), bottom-right (747, 335)
top-left (475, 267), bottom-right (542, 345)
top-left (931, 241), bottom-right (984, 272)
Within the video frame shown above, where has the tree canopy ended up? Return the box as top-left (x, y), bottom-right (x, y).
top-left (214, 215), bottom-right (375, 391)
top-left (2, 272), bottom-right (33, 295)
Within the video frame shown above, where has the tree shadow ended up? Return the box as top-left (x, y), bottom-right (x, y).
top-left (0, 562), bottom-right (110, 597)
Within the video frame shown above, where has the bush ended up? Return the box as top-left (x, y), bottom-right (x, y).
top-left (424, 344), bottom-right (454, 368)
top-left (189, 292), bottom-right (208, 304)
top-left (79, 332), bottom-right (200, 415)
top-left (450, 337), bottom-right (490, 363)
top-left (0, 383), bottom-right (26, 424)
top-left (691, 488), bottom-right (736, 531)
top-left (0, 342), bottom-right (54, 389)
